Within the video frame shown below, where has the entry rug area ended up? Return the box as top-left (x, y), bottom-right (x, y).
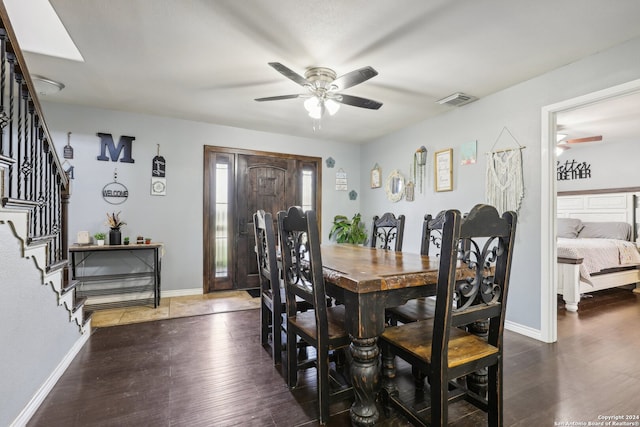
top-left (91, 291), bottom-right (260, 327)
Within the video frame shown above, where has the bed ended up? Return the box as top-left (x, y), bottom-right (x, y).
top-left (557, 191), bottom-right (640, 312)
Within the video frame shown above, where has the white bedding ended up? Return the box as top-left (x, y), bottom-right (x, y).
top-left (557, 237), bottom-right (640, 284)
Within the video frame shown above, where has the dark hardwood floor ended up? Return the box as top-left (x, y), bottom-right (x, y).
top-left (28, 288), bottom-right (640, 426)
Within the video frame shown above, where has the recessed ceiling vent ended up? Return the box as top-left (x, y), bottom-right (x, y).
top-left (436, 92), bottom-right (477, 107)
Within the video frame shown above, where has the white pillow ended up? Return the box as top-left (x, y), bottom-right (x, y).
top-left (557, 218), bottom-right (583, 238)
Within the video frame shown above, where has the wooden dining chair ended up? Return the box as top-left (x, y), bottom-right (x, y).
top-left (386, 211), bottom-right (446, 325)
top-left (379, 204), bottom-right (517, 426)
top-left (277, 206), bottom-right (353, 425)
top-left (253, 209), bottom-right (311, 365)
top-left (370, 212), bottom-right (405, 251)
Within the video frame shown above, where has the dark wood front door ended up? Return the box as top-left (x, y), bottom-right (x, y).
top-left (235, 154), bottom-right (298, 290)
top-left (203, 146), bottom-right (321, 293)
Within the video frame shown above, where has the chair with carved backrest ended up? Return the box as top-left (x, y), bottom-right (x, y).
top-left (386, 211), bottom-right (446, 325)
top-left (370, 212), bottom-right (405, 251)
top-left (379, 204), bottom-right (517, 426)
top-left (254, 209), bottom-right (311, 365)
top-left (277, 206), bottom-right (353, 425)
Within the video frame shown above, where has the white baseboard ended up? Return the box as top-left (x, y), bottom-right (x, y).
top-left (11, 331), bottom-right (91, 427)
top-left (162, 288), bottom-right (203, 298)
top-left (505, 320), bottom-right (543, 342)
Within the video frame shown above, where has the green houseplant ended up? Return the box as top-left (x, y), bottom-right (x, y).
top-left (94, 232), bottom-right (106, 246)
top-left (329, 213), bottom-right (368, 245)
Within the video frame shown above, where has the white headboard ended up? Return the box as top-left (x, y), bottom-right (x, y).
top-left (557, 191), bottom-right (639, 241)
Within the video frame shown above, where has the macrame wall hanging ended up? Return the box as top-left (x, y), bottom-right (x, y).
top-left (485, 127), bottom-right (525, 214)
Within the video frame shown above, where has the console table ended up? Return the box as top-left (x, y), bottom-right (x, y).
top-left (69, 243), bottom-right (163, 310)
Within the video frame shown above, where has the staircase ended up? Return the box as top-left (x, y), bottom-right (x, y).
top-left (0, 7), bottom-right (91, 333)
top-left (0, 206), bottom-right (92, 333)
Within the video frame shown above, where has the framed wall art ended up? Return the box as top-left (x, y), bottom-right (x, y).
top-left (435, 148), bottom-right (453, 192)
top-left (370, 163), bottom-right (382, 188)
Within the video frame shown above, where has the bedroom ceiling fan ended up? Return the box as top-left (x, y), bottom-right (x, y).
top-left (254, 62), bottom-right (383, 119)
top-left (564, 135), bottom-right (603, 144)
top-left (556, 132), bottom-right (603, 155)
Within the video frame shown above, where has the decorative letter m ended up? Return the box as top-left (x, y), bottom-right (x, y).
top-left (97, 133), bottom-right (135, 163)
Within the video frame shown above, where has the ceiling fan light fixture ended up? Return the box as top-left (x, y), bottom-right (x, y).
top-left (255, 63), bottom-right (383, 120)
top-left (304, 96), bottom-right (323, 119)
top-left (325, 98), bottom-right (340, 116)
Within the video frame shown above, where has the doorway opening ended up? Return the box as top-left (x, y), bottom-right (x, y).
top-left (540, 78), bottom-right (640, 343)
top-left (203, 146), bottom-right (322, 293)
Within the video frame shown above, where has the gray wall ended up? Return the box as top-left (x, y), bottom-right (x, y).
top-left (358, 36), bottom-right (640, 330)
top-left (0, 223), bottom-right (81, 426)
top-left (557, 138), bottom-right (640, 192)
top-left (43, 104), bottom-right (362, 294)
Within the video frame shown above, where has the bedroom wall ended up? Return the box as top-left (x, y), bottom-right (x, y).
top-left (556, 138), bottom-right (640, 192)
top-left (359, 36), bottom-right (640, 333)
top-left (42, 103), bottom-right (361, 294)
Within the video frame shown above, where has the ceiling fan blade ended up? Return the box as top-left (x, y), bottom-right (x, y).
top-left (254, 94), bottom-right (302, 102)
top-left (566, 135), bottom-right (602, 143)
top-left (333, 66), bottom-right (378, 90)
top-left (336, 94), bottom-right (383, 110)
top-left (268, 62), bottom-right (309, 87)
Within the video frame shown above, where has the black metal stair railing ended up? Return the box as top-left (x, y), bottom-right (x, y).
top-left (0, 8), bottom-right (69, 271)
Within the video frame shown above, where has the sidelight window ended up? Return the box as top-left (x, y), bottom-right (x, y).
top-left (215, 161), bottom-right (229, 276)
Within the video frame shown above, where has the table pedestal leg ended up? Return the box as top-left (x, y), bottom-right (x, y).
top-left (349, 337), bottom-right (380, 426)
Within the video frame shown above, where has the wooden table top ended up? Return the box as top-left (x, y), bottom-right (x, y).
top-left (320, 244), bottom-right (442, 294)
top-left (69, 243), bottom-right (164, 252)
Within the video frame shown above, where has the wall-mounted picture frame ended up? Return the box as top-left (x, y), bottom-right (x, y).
top-left (370, 163), bottom-right (382, 188)
top-left (404, 181), bottom-right (415, 202)
top-left (435, 148), bottom-right (453, 192)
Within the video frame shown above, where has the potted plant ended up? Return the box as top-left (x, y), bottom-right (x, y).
top-left (106, 211), bottom-right (126, 245)
top-left (94, 232), bottom-right (106, 246)
top-left (123, 236), bottom-right (130, 245)
top-left (329, 213), bottom-right (368, 245)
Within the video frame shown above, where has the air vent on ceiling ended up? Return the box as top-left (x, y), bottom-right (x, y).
top-left (436, 92), bottom-right (477, 107)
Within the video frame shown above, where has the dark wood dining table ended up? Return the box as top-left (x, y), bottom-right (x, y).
top-left (319, 244), bottom-right (471, 426)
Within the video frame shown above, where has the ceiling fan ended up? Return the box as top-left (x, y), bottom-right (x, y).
top-left (255, 62), bottom-right (383, 119)
top-left (564, 135), bottom-right (603, 144)
top-left (556, 131), bottom-right (603, 155)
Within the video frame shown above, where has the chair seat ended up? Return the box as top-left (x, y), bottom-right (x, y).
top-left (289, 305), bottom-right (349, 343)
top-left (386, 296), bottom-right (436, 324)
top-left (381, 319), bottom-right (499, 369)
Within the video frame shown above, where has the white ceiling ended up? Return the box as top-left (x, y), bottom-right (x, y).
top-left (7, 0), bottom-right (640, 143)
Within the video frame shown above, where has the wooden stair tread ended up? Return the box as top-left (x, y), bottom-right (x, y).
top-left (61, 279), bottom-right (79, 295)
top-left (73, 296), bottom-right (87, 313)
top-left (82, 310), bottom-right (94, 327)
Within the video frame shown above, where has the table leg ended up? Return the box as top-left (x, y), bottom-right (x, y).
top-left (349, 337), bottom-right (380, 426)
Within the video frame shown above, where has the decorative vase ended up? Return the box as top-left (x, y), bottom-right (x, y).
top-left (109, 229), bottom-right (122, 245)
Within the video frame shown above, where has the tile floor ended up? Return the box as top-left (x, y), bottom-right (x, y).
top-left (90, 290), bottom-right (260, 328)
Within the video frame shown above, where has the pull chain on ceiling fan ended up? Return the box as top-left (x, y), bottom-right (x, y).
top-left (255, 62), bottom-right (383, 119)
